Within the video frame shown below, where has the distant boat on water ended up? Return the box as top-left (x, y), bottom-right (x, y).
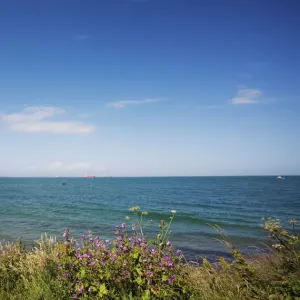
top-left (277, 176), bottom-right (285, 180)
top-left (84, 174), bottom-right (96, 179)
top-left (62, 180), bottom-right (66, 185)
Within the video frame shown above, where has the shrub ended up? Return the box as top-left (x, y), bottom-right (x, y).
top-left (56, 208), bottom-right (192, 299)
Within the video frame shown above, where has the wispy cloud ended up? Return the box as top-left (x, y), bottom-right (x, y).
top-left (77, 35), bottom-right (88, 40)
top-left (107, 98), bottom-right (162, 109)
top-left (1, 106), bottom-right (95, 134)
top-left (229, 88), bottom-right (279, 105)
top-left (230, 88), bottom-right (262, 104)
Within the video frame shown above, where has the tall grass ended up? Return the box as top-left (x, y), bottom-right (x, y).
top-left (0, 211), bottom-right (299, 299)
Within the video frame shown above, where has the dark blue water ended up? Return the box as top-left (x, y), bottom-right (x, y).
top-left (0, 177), bottom-right (299, 260)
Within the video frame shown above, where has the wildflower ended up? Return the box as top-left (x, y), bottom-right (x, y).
top-left (289, 219), bottom-right (297, 225)
top-left (142, 211), bottom-right (148, 215)
top-left (130, 206), bottom-right (140, 211)
top-left (176, 249), bottom-right (182, 256)
top-left (146, 270), bottom-right (153, 277)
top-left (132, 224), bottom-right (136, 231)
top-left (78, 287), bottom-right (83, 293)
top-left (72, 294), bottom-right (78, 299)
top-left (166, 241), bottom-right (172, 247)
top-left (272, 244), bottom-right (284, 250)
top-left (125, 216), bottom-right (131, 220)
top-left (88, 287), bottom-right (92, 293)
top-left (168, 261), bottom-right (174, 267)
top-left (171, 210), bottom-right (176, 214)
top-left (121, 223), bottom-right (126, 228)
top-left (105, 239), bottom-right (110, 243)
top-left (168, 275), bottom-right (176, 284)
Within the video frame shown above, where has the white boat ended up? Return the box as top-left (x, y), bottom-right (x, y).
top-left (277, 176), bottom-right (285, 180)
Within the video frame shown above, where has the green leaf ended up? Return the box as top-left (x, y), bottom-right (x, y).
top-left (142, 290), bottom-right (151, 300)
top-left (136, 277), bottom-right (143, 285)
top-left (136, 268), bottom-right (143, 275)
top-left (80, 268), bottom-right (86, 278)
top-left (98, 283), bottom-right (108, 296)
top-left (162, 275), bottom-right (168, 281)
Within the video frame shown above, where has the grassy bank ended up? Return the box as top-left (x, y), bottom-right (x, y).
top-left (0, 208), bottom-right (299, 299)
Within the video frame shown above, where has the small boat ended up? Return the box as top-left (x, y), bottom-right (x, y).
top-left (277, 176), bottom-right (285, 180)
top-left (62, 179), bottom-right (66, 185)
top-left (84, 174), bottom-right (96, 179)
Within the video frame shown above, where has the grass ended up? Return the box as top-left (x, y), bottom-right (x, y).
top-left (0, 211), bottom-right (299, 299)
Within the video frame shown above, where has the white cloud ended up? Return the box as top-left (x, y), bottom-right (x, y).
top-left (2, 106), bottom-right (64, 123)
top-left (1, 106), bottom-right (95, 134)
top-left (107, 98), bottom-right (161, 109)
top-left (230, 88), bottom-right (263, 105)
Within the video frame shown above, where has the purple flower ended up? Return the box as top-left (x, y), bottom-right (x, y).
top-left (88, 287), bottom-right (92, 293)
top-left (121, 223), bottom-right (126, 228)
top-left (167, 241), bottom-right (172, 246)
top-left (78, 287), bottom-right (83, 293)
top-left (64, 272), bottom-right (69, 278)
top-left (168, 275), bottom-right (176, 284)
top-left (146, 271), bottom-right (153, 277)
top-left (72, 294), bottom-right (78, 299)
top-left (176, 249), bottom-right (182, 256)
top-left (116, 236), bottom-right (122, 242)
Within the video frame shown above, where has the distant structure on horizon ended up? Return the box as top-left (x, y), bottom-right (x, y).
top-left (84, 174), bottom-right (96, 179)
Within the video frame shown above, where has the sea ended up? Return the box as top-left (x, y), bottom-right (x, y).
top-left (0, 176), bottom-right (299, 261)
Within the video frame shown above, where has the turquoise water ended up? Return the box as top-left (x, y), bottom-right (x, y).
top-left (0, 177), bottom-right (299, 260)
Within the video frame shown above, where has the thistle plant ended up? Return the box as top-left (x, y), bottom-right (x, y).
top-left (56, 207), bottom-right (190, 299)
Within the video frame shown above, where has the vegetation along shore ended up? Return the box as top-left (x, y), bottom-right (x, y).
top-left (0, 207), bottom-right (299, 299)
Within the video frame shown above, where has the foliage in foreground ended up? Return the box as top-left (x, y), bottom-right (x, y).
top-left (0, 210), bottom-right (299, 300)
top-left (187, 217), bottom-right (300, 300)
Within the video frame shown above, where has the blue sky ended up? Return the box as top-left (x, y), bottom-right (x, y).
top-left (0, 0), bottom-right (299, 176)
